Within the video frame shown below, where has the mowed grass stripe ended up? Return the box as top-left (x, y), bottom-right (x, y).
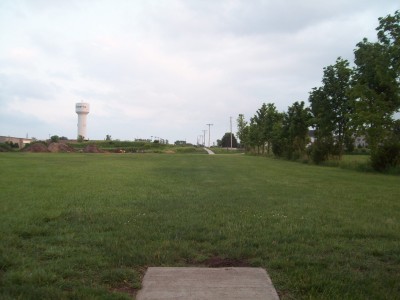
top-left (0, 153), bottom-right (399, 299)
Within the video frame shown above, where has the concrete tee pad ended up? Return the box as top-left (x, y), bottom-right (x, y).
top-left (136, 267), bottom-right (279, 300)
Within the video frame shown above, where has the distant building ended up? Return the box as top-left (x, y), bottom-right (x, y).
top-left (308, 130), bottom-right (316, 144)
top-left (354, 136), bottom-right (368, 148)
top-left (307, 130), bottom-right (368, 148)
top-left (0, 136), bottom-right (34, 148)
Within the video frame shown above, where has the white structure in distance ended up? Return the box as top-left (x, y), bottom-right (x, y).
top-left (75, 102), bottom-right (90, 140)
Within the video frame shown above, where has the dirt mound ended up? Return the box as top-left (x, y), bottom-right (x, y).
top-left (48, 142), bottom-right (75, 153)
top-left (83, 144), bottom-right (104, 153)
top-left (23, 143), bottom-right (50, 152)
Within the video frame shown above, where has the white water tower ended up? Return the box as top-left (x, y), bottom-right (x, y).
top-left (75, 102), bottom-right (90, 140)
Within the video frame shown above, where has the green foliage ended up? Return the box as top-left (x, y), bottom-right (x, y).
top-left (248, 103), bottom-right (281, 154)
top-left (309, 57), bottom-right (354, 158)
top-left (220, 132), bottom-right (238, 148)
top-left (352, 10), bottom-right (400, 151)
top-left (0, 141), bottom-right (19, 152)
top-left (370, 141), bottom-right (400, 172)
top-left (50, 135), bottom-right (60, 143)
top-left (0, 142), bottom-right (13, 152)
top-left (282, 101), bottom-right (311, 159)
top-left (240, 102), bottom-right (309, 159)
top-left (211, 148), bottom-right (244, 154)
top-left (77, 135), bottom-right (84, 142)
top-left (309, 139), bottom-right (331, 164)
top-left (236, 114), bottom-right (249, 149)
top-left (271, 137), bottom-right (285, 157)
top-left (344, 134), bottom-right (355, 153)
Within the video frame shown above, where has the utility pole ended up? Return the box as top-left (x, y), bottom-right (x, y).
top-left (202, 130), bottom-right (207, 147)
top-left (230, 116), bottom-right (233, 149)
top-left (206, 123), bottom-right (213, 147)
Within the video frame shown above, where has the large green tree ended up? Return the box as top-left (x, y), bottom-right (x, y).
top-left (219, 132), bottom-right (238, 148)
top-left (282, 101), bottom-right (311, 159)
top-left (352, 10), bottom-right (400, 151)
top-left (309, 57), bottom-right (354, 158)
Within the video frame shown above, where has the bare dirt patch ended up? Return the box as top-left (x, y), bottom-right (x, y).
top-left (83, 144), bottom-right (104, 153)
top-left (22, 143), bottom-right (50, 152)
top-left (111, 286), bottom-right (138, 297)
top-left (201, 256), bottom-right (251, 268)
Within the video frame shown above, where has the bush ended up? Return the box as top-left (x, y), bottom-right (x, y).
top-left (50, 135), bottom-right (59, 143)
top-left (345, 135), bottom-right (355, 153)
top-left (0, 142), bottom-right (13, 152)
top-left (310, 141), bottom-right (330, 164)
top-left (370, 142), bottom-right (400, 172)
top-left (272, 139), bottom-right (285, 157)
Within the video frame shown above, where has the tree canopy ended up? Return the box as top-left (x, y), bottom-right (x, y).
top-left (219, 132), bottom-right (238, 148)
top-left (236, 10), bottom-right (400, 170)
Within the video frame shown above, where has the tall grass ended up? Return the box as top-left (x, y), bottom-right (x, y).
top-left (0, 153), bottom-right (399, 299)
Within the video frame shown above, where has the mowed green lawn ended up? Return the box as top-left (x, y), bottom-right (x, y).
top-left (0, 153), bottom-right (399, 299)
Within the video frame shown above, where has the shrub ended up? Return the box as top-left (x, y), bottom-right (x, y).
top-left (310, 140), bottom-right (331, 164)
top-left (0, 142), bottom-right (13, 152)
top-left (345, 135), bottom-right (355, 153)
top-left (272, 139), bottom-right (285, 157)
top-left (370, 142), bottom-right (400, 172)
top-left (50, 135), bottom-right (59, 143)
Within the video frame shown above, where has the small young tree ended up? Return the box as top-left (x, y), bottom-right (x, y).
top-left (282, 101), bottom-right (311, 160)
top-left (248, 118), bottom-right (262, 154)
top-left (264, 103), bottom-right (281, 155)
top-left (352, 11), bottom-right (400, 152)
top-left (309, 57), bottom-right (354, 159)
top-left (50, 135), bottom-right (60, 143)
top-left (220, 132), bottom-right (238, 148)
top-left (236, 114), bottom-right (250, 150)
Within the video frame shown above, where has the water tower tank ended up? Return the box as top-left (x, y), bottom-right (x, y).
top-left (76, 102), bottom-right (90, 140)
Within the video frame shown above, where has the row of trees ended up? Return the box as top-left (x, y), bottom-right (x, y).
top-left (237, 101), bottom-right (311, 159)
top-left (237, 11), bottom-right (400, 170)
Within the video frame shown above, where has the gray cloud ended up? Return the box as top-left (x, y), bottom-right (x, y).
top-left (0, 0), bottom-right (398, 142)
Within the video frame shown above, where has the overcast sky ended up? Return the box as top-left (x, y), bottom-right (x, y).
top-left (1, 0), bottom-right (398, 144)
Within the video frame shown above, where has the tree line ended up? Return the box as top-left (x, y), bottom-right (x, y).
top-left (237, 11), bottom-right (400, 171)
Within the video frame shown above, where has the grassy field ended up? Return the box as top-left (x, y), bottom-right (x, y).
top-left (0, 153), bottom-right (399, 299)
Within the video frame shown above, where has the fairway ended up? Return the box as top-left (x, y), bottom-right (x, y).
top-left (1, 153), bottom-right (399, 299)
